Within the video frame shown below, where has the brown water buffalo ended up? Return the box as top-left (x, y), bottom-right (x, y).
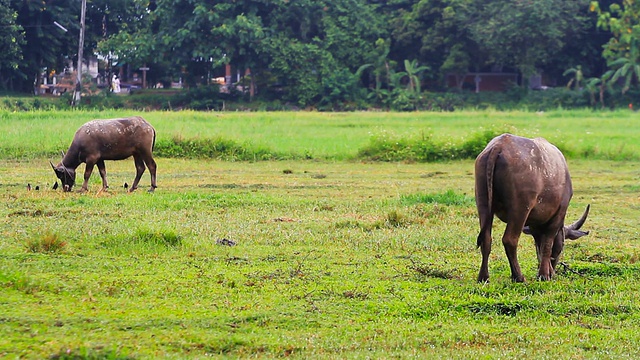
top-left (475, 133), bottom-right (589, 282)
top-left (51, 116), bottom-right (157, 192)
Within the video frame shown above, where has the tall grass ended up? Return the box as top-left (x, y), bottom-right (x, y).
top-left (1, 109), bottom-right (640, 161)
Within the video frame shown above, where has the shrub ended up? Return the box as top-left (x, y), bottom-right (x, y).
top-left (385, 210), bottom-right (410, 228)
top-left (132, 228), bottom-right (182, 247)
top-left (176, 85), bottom-right (223, 110)
top-left (26, 232), bottom-right (67, 253)
top-left (154, 136), bottom-right (280, 160)
top-left (456, 129), bottom-right (506, 158)
top-left (357, 129), bottom-right (504, 162)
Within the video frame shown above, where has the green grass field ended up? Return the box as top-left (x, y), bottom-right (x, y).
top-left (2, 109), bottom-right (640, 160)
top-left (1, 110), bottom-right (640, 358)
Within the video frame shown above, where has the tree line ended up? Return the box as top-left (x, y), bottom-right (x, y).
top-left (1, 0), bottom-right (637, 110)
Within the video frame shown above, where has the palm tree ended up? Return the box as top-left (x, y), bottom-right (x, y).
top-left (563, 65), bottom-right (584, 90)
top-left (607, 41), bottom-right (640, 94)
top-left (402, 59), bottom-right (429, 93)
top-left (583, 77), bottom-right (601, 107)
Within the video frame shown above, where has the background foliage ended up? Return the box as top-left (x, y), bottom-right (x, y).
top-left (1, 1), bottom-right (636, 110)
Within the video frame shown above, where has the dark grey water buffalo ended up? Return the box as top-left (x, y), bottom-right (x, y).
top-left (475, 133), bottom-right (589, 282)
top-left (51, 116), bottom-right (157, 192)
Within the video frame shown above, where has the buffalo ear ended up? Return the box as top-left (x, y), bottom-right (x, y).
top-left (566, 229), bottom-right (589, 240)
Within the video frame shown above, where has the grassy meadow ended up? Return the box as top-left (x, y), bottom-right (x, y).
top-left (1, 110), bottom-right (640, 358)
top-left (2, 109), bottom-right (640, 160)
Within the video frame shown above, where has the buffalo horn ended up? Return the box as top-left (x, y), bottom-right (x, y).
top-left (567, 204), bottom-right (590, 231)
top-left (50, 161), bottom-right (56, 170)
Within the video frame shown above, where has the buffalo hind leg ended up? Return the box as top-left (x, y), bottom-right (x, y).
top-left (129, 156), bottom-right (146, 192)
top-left (143, 154), bottom-right (157, 192)
top-left (477, 230), bottom-right (492, 283)
top-left (502, 222), bottom-right (525, 282)
top-left (96, 159), bottom-right (109, 191)
top-left (476, 212), bottom-right (494, 282)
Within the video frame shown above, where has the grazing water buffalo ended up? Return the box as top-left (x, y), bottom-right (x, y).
top-left (51, 116), bottom-right (157, 192)
top-left (475, 133), bottom-right (589, 282)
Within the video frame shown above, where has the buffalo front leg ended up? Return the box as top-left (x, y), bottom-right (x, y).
top-left (96, 159), bottom-right (109, 191)
top-left (502, 223), bottom-right (525, 282)
top-left (80, 161), bottom-right (96, 192)
top-left (536, 233), bottom-right (558, 281)
top-left (550, 230), bottom-right (565, 271)
top-left (129, 156), bottom-right (147, 192)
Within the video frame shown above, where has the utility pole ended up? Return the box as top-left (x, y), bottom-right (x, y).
top-left (72, 0), bottom-right (86, 106)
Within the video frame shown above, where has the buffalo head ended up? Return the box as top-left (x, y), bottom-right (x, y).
top-left (524, 204), bottom-right (590, 268)
top-left (50, 160), bottom-right (76, 192)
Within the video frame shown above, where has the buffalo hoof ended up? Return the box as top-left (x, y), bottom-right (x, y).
top-left (511, 276), bottom-right (525, 283)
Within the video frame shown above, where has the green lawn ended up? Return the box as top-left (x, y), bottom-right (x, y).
top-left (1, 110), bottom-right (639, 358)
top-left (2, 109), bottom-right (640, 160)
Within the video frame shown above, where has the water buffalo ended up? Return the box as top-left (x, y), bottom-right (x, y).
top-left (475, 133), bottom-right (589, 282)
top-left (51, 116), bottom-right (157, 192)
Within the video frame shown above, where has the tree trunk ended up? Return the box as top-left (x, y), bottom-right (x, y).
top-left (246, 68), bottom-right (255, 101)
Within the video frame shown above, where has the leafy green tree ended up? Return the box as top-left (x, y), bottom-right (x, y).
top-left (97, 0), bottom-right (385, 104)
top-left (10, 0), bottom-right (79, 92)
top-left (0, 0), bottom-right (24, 90)
top-left (265, 38), bottom-right (326, 106)
top-left (538, 1), bottom-right (610, 87)
top-left (391, 0), bottom-right (479, 88)
top-left (89, 0), bottom-right (158, 84)
top-left (98, 0), bottom-right (198, 88)
top-left (606, 45), bottom-right (640, 94)
top-left (440, 43), bottom-right (472, 90)
top-left (592, 0), bottom-right (640, 94)
top-left (263, 0), bottom-right (385, 105)
top-left (365, 38), bottom-right (397, 108)
top-left (107, 0), bottom-right (274, 90)
top-left (467, 0), bottom-right (586, 86)
top-left (317, 64), bottom-right (372, 110)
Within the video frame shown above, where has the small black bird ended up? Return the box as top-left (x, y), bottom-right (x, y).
top-left (124, 182), bottom-right (129, 189)
top-left (35, 186), bottom-right (39, 191)
top-left (216, 238), bottom-right (237, 246)
top-left (27, 183), bottom-right (31, 191)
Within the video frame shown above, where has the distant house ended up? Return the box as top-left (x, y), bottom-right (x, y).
top-left (38, 56), bottom-right (101, 95)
